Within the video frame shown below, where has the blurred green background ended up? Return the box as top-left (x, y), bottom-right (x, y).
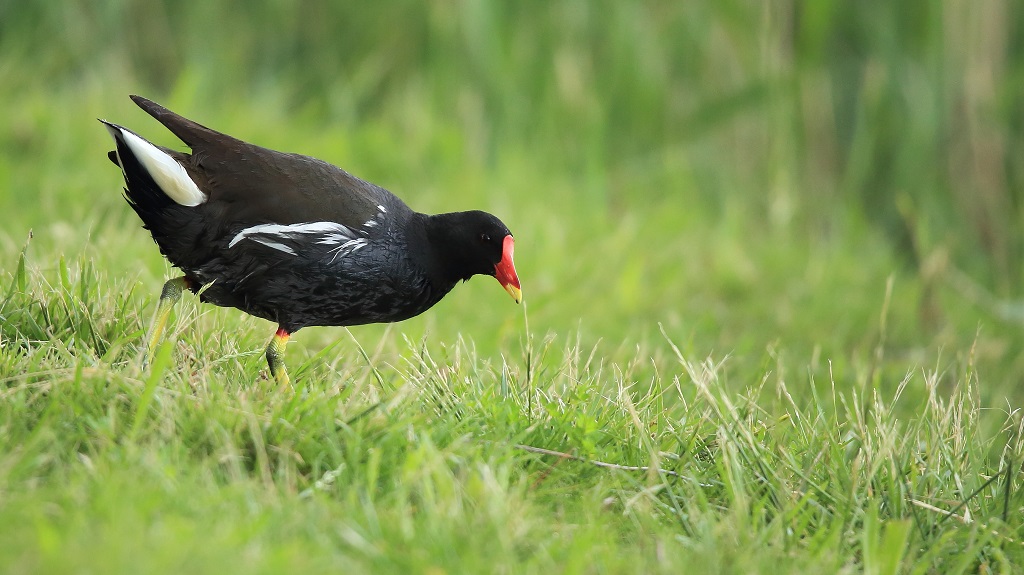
top-left (2, 0), bottom-right (1024, 399)
top-left (4, 2), bottom-right (1024, 572)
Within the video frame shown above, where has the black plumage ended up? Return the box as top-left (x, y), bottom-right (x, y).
top-left (101, 95), bottom-right (521, 385)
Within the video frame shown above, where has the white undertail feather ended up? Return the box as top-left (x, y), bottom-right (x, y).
top-left (104, 124), bottom-right (206, 207)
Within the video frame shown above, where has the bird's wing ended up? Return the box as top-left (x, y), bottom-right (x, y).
top-left (129, 95), bottom-right (402, 233)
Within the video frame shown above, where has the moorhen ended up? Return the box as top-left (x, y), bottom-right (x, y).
top-left (101, 96), bottom-right (521, 386)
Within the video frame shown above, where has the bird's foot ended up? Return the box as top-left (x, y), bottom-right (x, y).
top-left (266, 327), bottom-right (292, 388)
top-left (143, 276), bottom-right (189, 368)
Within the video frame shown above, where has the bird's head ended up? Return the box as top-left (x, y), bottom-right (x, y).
top-left (428, 210), bottom-right (522, 303)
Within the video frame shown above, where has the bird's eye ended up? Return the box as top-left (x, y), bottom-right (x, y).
top-left (479, 233), bottom-right (491, 243)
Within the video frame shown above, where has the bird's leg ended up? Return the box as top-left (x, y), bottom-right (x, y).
top-left (144, 276), bottom-right (190, 366)
top-left (266, 327), bottom-right (291, 387)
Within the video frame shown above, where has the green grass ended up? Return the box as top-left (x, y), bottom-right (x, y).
top-left (2, 2), bottom-right (1024, 573)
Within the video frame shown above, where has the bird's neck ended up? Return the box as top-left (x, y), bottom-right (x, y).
top-left (413, 212), bottom-right (471, 285)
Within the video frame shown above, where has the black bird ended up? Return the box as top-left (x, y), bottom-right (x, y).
top-left (101, 95), bottom-right (521, 386)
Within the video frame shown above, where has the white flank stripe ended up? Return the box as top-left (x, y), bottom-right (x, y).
top-left (253, 240), bottom-right (297, 255)
top-left (228, 221), bottom-right (353, 248)
top-left (327, 238), bottom-right (368, 264)
top-left (338, 238), bottom-right (367, 251)
top-left (229, 221), bottom-right (367, 262)
top-left (114, 126), bottom-right (206, 206)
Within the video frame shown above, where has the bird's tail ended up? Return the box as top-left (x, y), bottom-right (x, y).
top-left (100, 120), bottom-right (206, 211)
top-left (100, 120), bottom-right (209, 263)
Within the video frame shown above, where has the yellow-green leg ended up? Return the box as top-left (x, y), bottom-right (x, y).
top-left (266, 327), bottom-right (291, 387)
top-left (144, 276), bottom-right (189, 366)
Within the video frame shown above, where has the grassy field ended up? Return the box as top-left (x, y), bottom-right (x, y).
top-left (2, 2), bottom-right (1024, 573)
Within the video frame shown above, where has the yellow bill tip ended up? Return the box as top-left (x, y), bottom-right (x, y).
top-left (504, 282), bottom-right (523, 304)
